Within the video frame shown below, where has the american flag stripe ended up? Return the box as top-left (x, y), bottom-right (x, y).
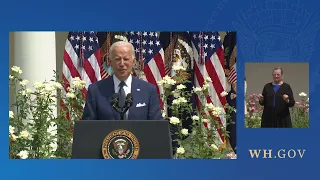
top-left (84, 51), bottom-right (101, 83)
top-left (153, 49), bottom-right (166, 78)
top-left (63, 51), bottom-right (81, 80)
top-left (228, 64), bottom-right (237, 84)
top-left (144, 60), bottom-right (164, 95)
top-left (62, 73), bottom-right (70, 92)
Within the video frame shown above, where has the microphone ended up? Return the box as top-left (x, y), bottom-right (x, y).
top-left (123, 93), bottom-right (133, 113)
top-left (111, 93), bottom-right (121, 113)
top-left (110, 93), bottom-right (133, 120)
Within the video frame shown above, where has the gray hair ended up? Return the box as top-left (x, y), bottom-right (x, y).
top-left (273, 67), bottom-right (283, 75)
top-left (109, 41), bottom-right (135, 60)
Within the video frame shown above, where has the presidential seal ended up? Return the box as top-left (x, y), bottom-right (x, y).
top-left (102, 129), bottom-right (140, 159)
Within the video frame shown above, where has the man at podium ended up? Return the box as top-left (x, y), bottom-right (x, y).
top-left (82, 41), bottom-right (163, 121)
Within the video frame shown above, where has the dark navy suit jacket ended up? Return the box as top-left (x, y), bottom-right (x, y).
top-left (82, 76), bottom-right (163, 120)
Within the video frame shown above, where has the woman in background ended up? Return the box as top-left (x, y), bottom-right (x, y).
top-left (258, 67), bottom-right (295, 128)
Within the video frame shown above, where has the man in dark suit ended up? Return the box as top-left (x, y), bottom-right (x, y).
top-left (82, 41), bottom-right (163, 120)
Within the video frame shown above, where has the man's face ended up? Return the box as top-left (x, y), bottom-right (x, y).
top-left (272, 69), bottom-right (283, 83)
top-left (110, 44), bottom-right (136, 81)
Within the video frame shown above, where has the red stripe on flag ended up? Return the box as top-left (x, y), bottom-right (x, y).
top-left (194, 61), bottom-right (224, 141)
top-left (63, 50), bottom-right (81, 78)
top-left (144, 64), bottom-right (163, 107)
top-left (94, 50), bottom-right (102, 69)
top-left (153, 53), bottom-right (166, 78)
top-left (205, 62), bottom-right (226, 106)
top-left (62, 74), bottom-right (70, 92)
top-left (84, 60), bottom-right (97, 83)
top-left (216, 47), bottom-right (225, 67)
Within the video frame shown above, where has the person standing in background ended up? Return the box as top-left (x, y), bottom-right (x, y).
top-left (258, 67), bottom-right (295, 128)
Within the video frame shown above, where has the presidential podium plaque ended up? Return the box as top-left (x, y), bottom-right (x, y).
top-left (71, 120), bottom-right (173, 159)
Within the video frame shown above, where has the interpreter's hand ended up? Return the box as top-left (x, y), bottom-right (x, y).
top-left (258, 94), bottom-right (264, 101)
top-left (283, 94), bottom-right (289, 102)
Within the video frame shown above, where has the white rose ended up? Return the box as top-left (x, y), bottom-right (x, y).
top-left (206, 103), bottom-right (214, 110)
top-left (26, 88), bottom-right (32, 94)
top-left (73, 77), bottom-right (86, 89)
top-left (161, 111), bottom-right (166, 118)
top-left (176, 147), bottom-right (185, 154)
top-left (202, 83), bottom-right (209, 90)
top-left (17, 150), bottom-right (29, 159)
top-left (11, 66), bottom-right (23, 74)
top-left (51, 82), bottom-right (63, 89)
top-left (191, 115), bottom-right (199, 121)
top-left (211, 144), bottom-right (218, 150)
top-left (299, 92), bottom-right (307, 97)
top-left (34, 82), bottom-right (45, 90)
top-left (172, 64), bottom-right (186, 71)
top-left (176, 84), bottom-right (186, 90)
top-left (66, 92), bottom-right (76, 99)
top-left (169, 117), bottom-right (180, 125)
top-left (19, 79), bottom-right (29, 86)
top-left (67, 87), bottom-right (75, 93)
top-left (220, 91), bottom-right (228, 97)
top-left (19, 130), bottom-right (30, 139)
top-left (193, 87), bottom-right (202, 94)
top-left (205, 77), bottom-right (212, 82)
top-left (172, 97), bottom-right (187, 105)
top-left (202, 119), bottom-right (209, 123)
top-left (9, 111), bottom-right (14, 119)
top-left (178, 97), bottom-right (187, 103)
top-left (167, 79), bottom-right (176, 86)
top-left (9, 75), bottom-right (14, 80)
top-left (181, 128), bottom-right (188, 136)
top-left (44, 83), bottom-right (55, 93)
top-left (49, 142), bottom-right (58, 152)
top-left (157, 79), bottom-right (165, 86)
top-left (11, 134), bottom-right (17, 141)
top-left (172, 99), bottom-right (179, 105)
top-left (173, 91), bottom-right (180, 98)
top-left (9, 125), bottom-right (15, 135)
top-left (212, 106), bottom-right (224, 116)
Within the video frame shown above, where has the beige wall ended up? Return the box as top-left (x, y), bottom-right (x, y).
top-left (245, 62), bottom-right (309, 102)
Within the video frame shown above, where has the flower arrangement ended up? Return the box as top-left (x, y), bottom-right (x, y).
top-left (158, 65), bottom-right (236, 159)
top-left (291, 92), bottom-right (309, 128)
top-left (9, 66), bottom-right (85, 159)
top-left (9, 65), bottom-right (237, 159)
top-left (245, 94), bottom-right (263, 128)
top-left (245, 92), bottom-right (309, 128)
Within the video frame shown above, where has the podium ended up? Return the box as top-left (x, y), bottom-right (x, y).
top-left (71, 120), bottom-right (173, 159)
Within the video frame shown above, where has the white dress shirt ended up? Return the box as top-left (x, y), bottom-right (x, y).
top-left (113, 74), bottom-right (132, 119)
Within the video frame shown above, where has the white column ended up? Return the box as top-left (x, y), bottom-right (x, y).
top-left (12, 32), bottom-right (57, 83)
top-left (11, 32), bottom-right (57, 133)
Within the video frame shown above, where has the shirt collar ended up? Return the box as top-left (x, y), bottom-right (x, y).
top-left (113, 74), bottom-right (132, 88)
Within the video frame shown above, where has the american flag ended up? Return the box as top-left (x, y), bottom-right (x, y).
top-left (127, 31), bottom-right (166, 101)
top-left (228, 63), bottom-right (237, 84)
top-left (190, 32), bottom-right (227, 143)
top-left (62, 31), bottom-right (102, 98)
